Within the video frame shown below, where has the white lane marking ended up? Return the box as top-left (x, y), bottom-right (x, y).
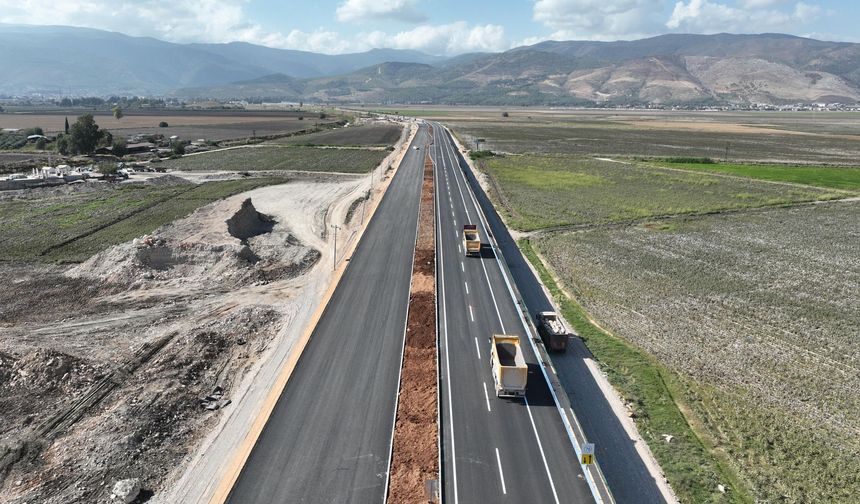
top-left (469, 305), bottom-right (474, 322)
top-left (458, 243), bottom-right (462, 254)
top-left (495, 448), bottom-right (507, 495)
top-left (474, 337), bottom-right (481, 360)
top-left (437, 149), bottom-right (459, 504)
top-left (464, 281), bottom-right (469, 294)
top-left (460, 261), bottom-right (464, 272)
top-left (524, 397), bottom-right (561, 504)
top-left (483, 381), bottom-right (492, 412)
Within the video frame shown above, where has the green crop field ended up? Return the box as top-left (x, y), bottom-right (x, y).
top-left (531, 201), bottom-right (860, 503)
top-left (650, 161), bottom-right (860, 191)
top-left (0, 178), bottom-right (287, 263)
top-left (477, 155), bottom-right (842, 231)
top-left (271, 123), bottom-right (402, 146)
top-left (161, 145), bottom-right (387, 173)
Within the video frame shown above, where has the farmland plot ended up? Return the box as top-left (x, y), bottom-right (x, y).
top-left (452, 119), bottom-right (860, 164)
top-left (271, 123), bottom-right (403, 146)
top-left (161, 145), bottom-right (387, 173)
top-left (478, 155), bottom-right (842, 231)
top-left (534, 201), bottom-right (860, 502)
top-left (0, 178), bottom-right (286, 262)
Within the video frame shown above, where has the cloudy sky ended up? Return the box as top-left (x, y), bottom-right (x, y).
top-left (0, 0), bottom-right (854, 55)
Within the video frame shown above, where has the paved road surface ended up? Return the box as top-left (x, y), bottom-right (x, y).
top-left (226, 125), bottom-right (428, 504)
top-left (432, 122), bottom-right (596, 504)
top-left (449, 126), bottom-right (668, 504)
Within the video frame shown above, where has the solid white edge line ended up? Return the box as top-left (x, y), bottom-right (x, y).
top-left (436, 128), bottom-right (459, 504)
top-left (441, 125), bottom-right (608, 504)
top-left (495, 448), bottom-right (507, 495)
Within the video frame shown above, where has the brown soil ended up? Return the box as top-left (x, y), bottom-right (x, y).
top-left (387, 148), bottom-right (439, 503)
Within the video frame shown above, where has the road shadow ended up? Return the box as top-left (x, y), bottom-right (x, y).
top-left (443, 128), bottom-right (667, 504)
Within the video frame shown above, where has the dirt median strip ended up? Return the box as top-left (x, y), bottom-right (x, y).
top-left (387, 146), bottom-right (439, 502)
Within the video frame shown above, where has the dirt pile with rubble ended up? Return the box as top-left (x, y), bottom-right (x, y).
top-left (0, 192), bottom-right (326, 503)
top-left (68, 197), bottom-right (320, 292)
top-left (387, 145), bottom-right (439, 503)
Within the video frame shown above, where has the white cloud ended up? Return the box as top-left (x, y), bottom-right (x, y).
top-left (336, 0), bottom-right (426, 23)
top-left (531, 0), bottom-right (662, 39)
top-left (666, 0), bottom-right (821, 32)
top-left (364, 22), bottom-right (507, 55)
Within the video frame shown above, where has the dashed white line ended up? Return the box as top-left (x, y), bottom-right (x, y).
top-left (464, 281), bottom-right (469, 294)
top-left (469, 305), bottom-right (474, 322)
top-left (483, 381), bottom-right (492, 412)
top-left (474, 337), bottom-right (481, 360)
top-left (495, 448), bottom-right (507, 495)
top-left (460, 261), bottom-right (465, 272)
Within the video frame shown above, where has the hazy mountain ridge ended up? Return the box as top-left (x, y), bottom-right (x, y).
top-left (181, 33), bottom-right (860, 105)
top-left (2, 24), bottom-right (859, 105)
top-left (0, 24), bottom-right (444, 95)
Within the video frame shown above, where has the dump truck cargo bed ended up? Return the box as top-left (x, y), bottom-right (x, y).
top-left (462, 224), bottom-right (481, 257)
top-left (490, 334), bottom-right (527, 398)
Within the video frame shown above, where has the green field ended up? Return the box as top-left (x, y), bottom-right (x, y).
top-left (161, 145), bottom-right (387, 173)
top-left (651, 161), bottom-right (860, 190)
top-left (271, 123), bottom-right (402, 146)
top-left (0, 178), bottom-right (286, 262)
top-left (478, 155), bottom-right (842, 231)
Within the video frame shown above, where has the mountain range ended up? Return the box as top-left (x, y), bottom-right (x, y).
top-left (2, 24), bottom-right (859, 105)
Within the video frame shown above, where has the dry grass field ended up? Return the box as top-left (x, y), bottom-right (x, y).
top-left (533, 201), bottom-right (860, 503)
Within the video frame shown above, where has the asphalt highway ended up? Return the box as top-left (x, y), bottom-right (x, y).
top-left (226, 125), bottom-right (428, 504)
top-left (431, 122), bottom-right (596, 504)
top-left (452, 127), bottom-right (668, 504)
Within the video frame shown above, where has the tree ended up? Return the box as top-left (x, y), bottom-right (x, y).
top-left (0, 105), bottom-right (4, 113)
top-left (64, 116), bottom-right (70, 134)
top-left (319, 112), bottom-right (327, 119)
top-left (501, 111), bottom-right (509, 117)
top-left (97, 162), bottom-right (118, 175)
top-left (158, 121), bottom-right (169, 128)
top-left (35, 138), bottom-right (46, 150)
top-left (112, 106), bottom-right (124, 121)
top-left (171, 141), bottom-right (185, 156)
top-left (56, 135), bottom-right (70, 155)
top-left (298, 116), bottom-right (304, 121)
top-left (112, 137), bottom-right (128, 157)
top-left (68, 114), bottom-right (101, 155)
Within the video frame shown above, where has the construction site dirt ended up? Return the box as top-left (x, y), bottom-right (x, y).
top-left (0, 172), bottom-right (376, 503)
top-left (387, 147), bottom-right (439, 503)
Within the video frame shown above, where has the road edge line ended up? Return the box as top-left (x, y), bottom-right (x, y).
top-left (207, 121), bottom-right (420, 504)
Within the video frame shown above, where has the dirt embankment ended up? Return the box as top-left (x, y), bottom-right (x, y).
top-left (387, 143), bottom-right (439, 502)
top-left (0, 187), bottom-right (335, 504)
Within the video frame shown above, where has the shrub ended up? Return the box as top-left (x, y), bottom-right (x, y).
top-left (158, 121), bottom-right (169, 128)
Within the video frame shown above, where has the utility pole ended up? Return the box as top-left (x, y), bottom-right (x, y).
top-left (331, 224), bottom-right (340, 270)
top-left (360, 189), bottom-right (371, 224)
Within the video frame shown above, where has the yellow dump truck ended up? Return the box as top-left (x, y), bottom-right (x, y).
top-left (490, 334), bottom-right (528, 398)
top-left (463, 224), bottom-right (481, 257)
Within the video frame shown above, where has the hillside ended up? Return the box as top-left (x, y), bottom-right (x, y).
top-left (0, 24), bottom-right (443, 95)
top-left (182, 33), bottom-right (860, 105)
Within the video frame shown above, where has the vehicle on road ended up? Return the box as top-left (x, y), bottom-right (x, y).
top-left (536, 311), bottom-right (571, 352)
top-left (463, 224), bottom-right (481, 257)
top-left (413, 146), bottom-right (420, 150)
top-left (490, 334), bottom-right (527, 398)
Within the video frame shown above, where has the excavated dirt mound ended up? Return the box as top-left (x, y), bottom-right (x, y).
top-left (68, 197), bottom-right (320, 291)
top-left (225, 198), bottom-right (275, 241)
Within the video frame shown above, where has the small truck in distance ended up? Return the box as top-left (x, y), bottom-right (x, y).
top-left (490, 334), bottom-right (528, 398)
top-left (536, 311), bottom-right (570, 353)
top-left (463, 224), bottom-right (481, 257)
